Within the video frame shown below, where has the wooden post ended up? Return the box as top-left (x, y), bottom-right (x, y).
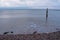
top-left (46, 8), bottom-right (48, 18)
top-left (46, 8), bottom-right (48, 21)
top-left (45, 8), bottom-right (48, 28)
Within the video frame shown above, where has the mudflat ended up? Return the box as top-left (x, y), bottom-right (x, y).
top-left (0, 31), bottom-right (60, 40)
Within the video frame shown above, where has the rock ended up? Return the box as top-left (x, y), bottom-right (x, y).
top-left (3, 32), bottom-right (9, 35)
top-left (11, 31), bottom-right (13, 33)
top-left (33, 31), bottom-right (37, 34)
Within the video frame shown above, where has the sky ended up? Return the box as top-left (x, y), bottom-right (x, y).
top-left (0, 0), bottom-right (60, 9)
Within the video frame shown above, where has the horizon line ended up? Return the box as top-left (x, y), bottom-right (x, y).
top-left (0, 7), bottom-right (60, 9)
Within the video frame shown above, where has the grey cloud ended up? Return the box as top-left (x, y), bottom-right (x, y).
top-left (0, 0), bottom-right (60, 9)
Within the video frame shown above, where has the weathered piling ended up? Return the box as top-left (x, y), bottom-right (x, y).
top-left (45, 8), bottom-right (48, 27)
top-left (46, 8), bottom-right (48, 21)
top-left (46, 8), bottom-right (48, 17)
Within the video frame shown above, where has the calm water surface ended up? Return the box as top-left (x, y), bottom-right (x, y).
top-left (0, 9), bottom-right (60, 34)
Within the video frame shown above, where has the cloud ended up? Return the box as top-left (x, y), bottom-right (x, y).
top-left (0, 0), bottom-right (60, 9)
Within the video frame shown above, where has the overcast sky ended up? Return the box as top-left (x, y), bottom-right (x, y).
top-left (0, 0), bottom-right (60, 9)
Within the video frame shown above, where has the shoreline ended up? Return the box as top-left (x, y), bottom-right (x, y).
top-left (0, 31), bottom-right (60, 40)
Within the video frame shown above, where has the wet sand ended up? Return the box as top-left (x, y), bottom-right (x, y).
top-left (0, 17), bottom-right (45, 34)
top-left (0, 17), bottom-right (60, 34)
top-left (0, 31), bottom-right (60, 40)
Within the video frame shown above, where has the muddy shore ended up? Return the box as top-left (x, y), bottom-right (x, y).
top-left (0, 31), bottom-right (60, 40)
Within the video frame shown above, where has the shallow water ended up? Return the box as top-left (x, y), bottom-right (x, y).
top-left (0, 9), bottom-right (60, 34)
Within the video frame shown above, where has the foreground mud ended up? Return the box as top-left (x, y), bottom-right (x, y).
top-left (0, 31), bottom-right (60, 40)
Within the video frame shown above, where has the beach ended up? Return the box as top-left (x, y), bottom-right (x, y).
top-left (0, 9), bottom-right (60, 40)
top-left (0, 31), bottom-right (60, 40)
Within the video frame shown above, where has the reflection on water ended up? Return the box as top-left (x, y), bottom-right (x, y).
top-left (0, 9), bottom-right (60, 34)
